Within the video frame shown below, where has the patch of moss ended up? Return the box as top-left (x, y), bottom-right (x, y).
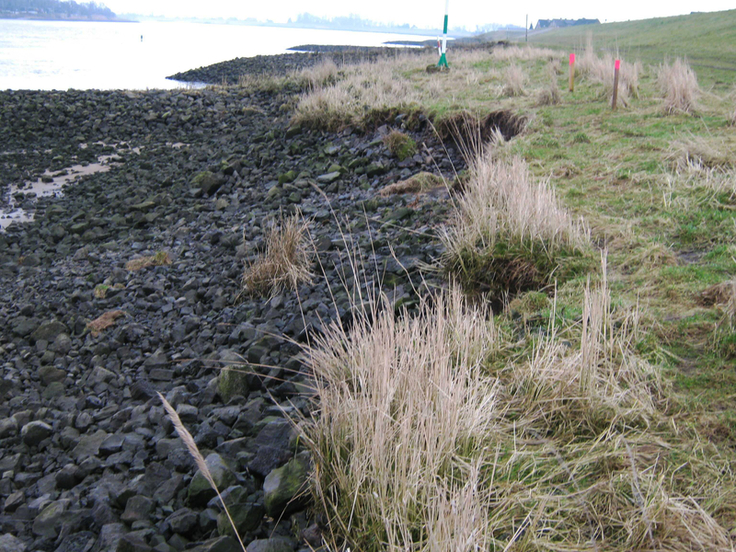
top-left (383, 131), bottom-right (418, 161)
top-left (218, 367), bottom-right (249, 402)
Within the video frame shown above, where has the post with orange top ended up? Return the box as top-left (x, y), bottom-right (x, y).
top-left (612, 59), bottom-right (620, 110)
top-left (568, 53), bottom-right (575, 92)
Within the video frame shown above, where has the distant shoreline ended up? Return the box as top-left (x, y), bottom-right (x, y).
top-left (0, 15), bottom-right (136, 23)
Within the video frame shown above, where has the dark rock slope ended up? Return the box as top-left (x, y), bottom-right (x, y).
top-left (0, 59), bottom-right (465, 552)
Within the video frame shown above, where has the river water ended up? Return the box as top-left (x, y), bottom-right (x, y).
top-left (0, 19), bottom-right (433, 90)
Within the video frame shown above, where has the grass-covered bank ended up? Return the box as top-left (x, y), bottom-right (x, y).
top-left (526, 9), bottom-right (736, 90)
top-left (216, 21), bottom-right (736, 550)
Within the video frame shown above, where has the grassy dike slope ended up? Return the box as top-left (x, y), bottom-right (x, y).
top-left (227, 15), bottom-right (736, 549)
top-left (528, 9), bottom-right (736, 87)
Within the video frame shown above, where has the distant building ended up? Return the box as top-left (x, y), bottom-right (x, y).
top-left (536, 18), bottom-right (600, 30)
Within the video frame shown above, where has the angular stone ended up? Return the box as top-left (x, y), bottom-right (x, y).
top-left (246, 419), bottom-right (294, 477)
top-left (72, 429), bottom-right (109, 462)
top-left (32, 500), bottom-right (67, 538)
top-left (39, 365), bottom-right (66, 386)
top-left (155, 473), bottom-right (185, 505)
top-left (53, 531), bottom-right (96, 552)
top-left (121, 495), bottom-right (154, 525)
top-left (96, 523), bottom-right (128, 552)
top-left (188, 453), bottom-right (236, 506)
top-left (21, 420), bottom-right (53, 446)
top-left (31, 320), bottom-right (68, 342)
top-left (99, 434), bottom-right (125, 456)
top-left (316, 171), bottom-right (340, 184)
top-left (192, 171), bottom-right (224, 196)
top-left (42, 381), bottom-right (66, 400)
top-left (117, 533), bottom-right (153, 552)
top-left (52, 333), bottom-right (72, 355)
top-left (4, 491), bottom-right (24, 513)
top-left (263, 452), bottom-right (311, 518)
top-left (189, 537), bottom-right (241, 552)
top-left (90, 366), bottom-right (116, 384)
top-left (149, 369), bottom-right (173, 381)
top-left (217, 501), bottom-right (263, 539)
top-left (165, 507), bottom-right (198, 535)
top-left (11, 316), bottom-right (38, 337)
top-left (0, 453), bottom-right (23, 472)
top-left (0, 534), bottom-right (26, 552)
top-left (0, 417), bottom-right (18, 439)
top-left (175, 403), bottom-right (198, 424)
top-left (245, 537), bottom-right (294, 552)
top-left (55, 464), bottom-right (83, 490)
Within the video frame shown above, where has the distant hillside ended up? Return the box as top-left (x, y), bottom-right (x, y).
top-left (535, 18), bottom-right (600, 30)
top-left (0, 0), bottom-right (116, 20)
top-left (528, 9), bottom-right (736, 85)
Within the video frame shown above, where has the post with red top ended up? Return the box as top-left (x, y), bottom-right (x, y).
top-left (568, 53), bottom-right (575, 92)
top-left (612, 59), bottom-right (620, 109)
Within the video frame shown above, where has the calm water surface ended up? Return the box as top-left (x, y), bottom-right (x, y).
top-left (0, 20), bottom-right (433, 90)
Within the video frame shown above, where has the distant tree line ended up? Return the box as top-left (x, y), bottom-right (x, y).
top-left (0, 0), bottom-right (115, 18)
top-left (287, 12), bottom-right (475, 35)
top-left (535, 18), bottom-right (600, 30)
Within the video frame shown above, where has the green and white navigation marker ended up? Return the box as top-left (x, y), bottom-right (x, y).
top-left (438, 0), bottom-right (449, 68)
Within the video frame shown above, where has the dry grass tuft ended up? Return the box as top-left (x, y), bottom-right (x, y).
top-left (378, 172), bottom-right (444, 196)
top-left (87, 310), bottom-right (126, 336)
top-left (303, 287), bottom-right (500, 552)
top-left (442, 153), bottom-right (589, 264)
top-left (658, 58), bottom-right (700, 114)
top-left (492, 45), bottom-right (560, 62)
top-left (440, 151), bottom-right (591, 300)
top-left (125, 250), bottom-right (172, 271)
top-left (669, 135), bottom-right (735, 171)
top-left (502, 63), bottom-right (526, 97)
top-left (536, 78), bottom-right (561, 106)
top-left (293, 54), bottom-right (426, 130)
top-left (158, 393), bottom-right (246, 551)
top-left (702, 280), bottom-right (736, 358)
top-left (296, 58), bottom-right (340, 90)
top-left (242, 213), bottom-right (313, 297)
top-left (302, 255), bottom-right (732, 552)
top-left (577, 46), bottom-right (640, 106)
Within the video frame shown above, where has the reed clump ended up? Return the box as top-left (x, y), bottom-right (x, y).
top-left (242, 213), bottom-right (312, 297)
top-left (301, 257), bottom-right (734, 552)
top-left (658, 58), bottom-right (700, 114)
top-left (502, 64), bottom-right (526, 97)
top-left (441, 152), bottom-right (591, 300)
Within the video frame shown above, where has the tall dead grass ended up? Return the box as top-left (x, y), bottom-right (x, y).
top-left (159, 393), bottom-right (246, 551)
top-left (302, 256), bottom-right (733, 552)
top-left (492, 45), bottom-right (560, 62)
top-left (669, 135), bottom-right (735, 171)
top-left (296, 58), bottom-right (340, 90)
top-left (658, 58), bottom-right (700, 114)
top-left (293, 54), bottom-right (429, 129)
top-left (502, 64), bottom-right (526, 97)
top-left (291, 49), bottom-right (526, 130)
top-left (441, 152), bottom-right (589, 263)
top-left (303, 287), bottom-right (499, 551)
top-left (242, 213), bottom-right (312, 297)
top-left (577, 46), bottom-right (641, 106)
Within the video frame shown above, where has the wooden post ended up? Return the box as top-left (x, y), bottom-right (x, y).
top-left (611, 59), bottom-right (620, 109)
top-left (569, 53), bottom-right (575, 92)
top-left (525, 14), bottom-right (528, 43)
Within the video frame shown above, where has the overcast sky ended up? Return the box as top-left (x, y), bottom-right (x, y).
top-left (102, 1), bottom-right (735, 30)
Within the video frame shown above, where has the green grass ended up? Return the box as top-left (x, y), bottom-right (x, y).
top-left (528, 9), bottom-right (736, 88)
top-left (255, 22), bottom-right (736, 549)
